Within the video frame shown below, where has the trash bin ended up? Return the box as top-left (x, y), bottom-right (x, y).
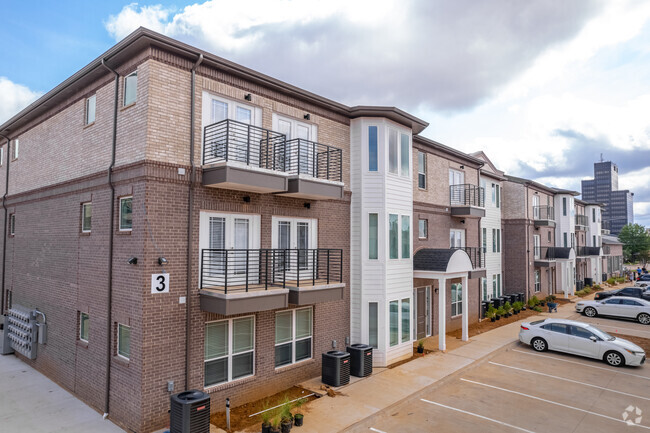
top-left (585, 277), bottom-right (593, 287)
top-left (347, 344), bottom-right (373, 377)
top-left (481, 301), bottom-right (490, 317)
top-left (491, 298), bottom-right (502, 308)
top-left (322, 351), bottom-right (351, 387)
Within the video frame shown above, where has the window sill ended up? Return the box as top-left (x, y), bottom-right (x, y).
top-left (114, 355), bottom-right (130, 367)
top-left (116, 230), bottom-right (132, 235)
top-left (80, 231), bottom-right (91, 237)
top-left (83, 122), bottom-right (95, 130)
top-left (274, 357), bottom-right (315, 373)
top-left (121, 102), bottom-right (136, 111)
top-left (77, 340), bottom-right (89, 349)
top-left (204, 374), bottom-right (256, 393)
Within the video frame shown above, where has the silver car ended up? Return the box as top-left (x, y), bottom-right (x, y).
top-left (576, 296), bottom-right (650, 324)
top-left (519, 318), bottom-right (646, 367)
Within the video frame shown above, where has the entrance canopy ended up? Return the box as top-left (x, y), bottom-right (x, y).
top-left (413, 248), bottom-right (473, 279)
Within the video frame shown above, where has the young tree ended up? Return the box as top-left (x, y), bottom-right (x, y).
top-left (618, 224), bottom-right (650, 265)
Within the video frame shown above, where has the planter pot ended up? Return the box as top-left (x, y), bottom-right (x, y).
top-left (294, 414), bottom-right (304, 427)
top-left (417, 346), bottom-right (424, 354)
top-left (540, 302), bottom-right (546, 307)
top-left (262, 423), bottom-right (272, 433)
top-left (490, 317), bottom-right (495, 322)
top-left (496, 316), bottom-right (501, 320)
top-left (270, 428), bottom-right (281, 433)
top-left (281, 421), bottom-right (292, 433)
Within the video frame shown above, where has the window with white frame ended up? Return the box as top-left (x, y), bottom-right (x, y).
top-left (272, 217), bottom-right (317, 271)
top-left (451, 283), bottom-right (462, 316)
top-left (80, 313), bottom-right (89, 342)
top-left (274, 114), bottom-right (318, 176)
top-left (389, 213), bottom-right (411, 259)
top-left (533, 235), bottom-right (540, 259)
top-left (534, 270), bottom-right (541, 292)
top-left (497, 273), bottom-right (501, 296)
top-left (563, 232), bottom-right (568, 248)
top-left (389, 214), bottom-right (399, 259)
top-left (400, 132), bottom-right (410, 177)
top-left (496, 185), bottom-right (500, 208)
top-left (482, 227), bottom-right (487, 253)
top-left (117, 323), bottom-right (130, 359)
top-left (450, 229), bottom-right (465, 248)
top-left (86, 95), bottom-right (96, 125)
top-left (0, 146), bottom-right (4, 166)
top-left (532, 194), bottom-right (540, 219)
top-left (389, 300), bottom-right (399, 346)
top-left (401, 298), bottom-right (410, 343)
top-left (82, 202), bottom-right (92, 233)
top-left (119, 196), bottom-right (132, 231)
top-left (368, 126), bottom-right (378, 172)
top-left (387, 128), bottom-right (410, 176)
top-left (368, 302), bottom-right (378, 348)
top-left (496, 229), bottom-right (501, 252)
top-left (12, 139), bottom-right (18, 160)
top-left (123, 72), bottom-right (137, 106)
top-left (275, 308), bottom-right (312, 368)
top-left (369, 213), bottom-right (378, 259)
top-left (418, 151), bottom-right (426, 188)
top-left (418, 219), bottom-right (427, 239)
top-left (401, 216), bottom-right (410, 259)
top-left (482, 277), bottom-right (489, 300)
top-left (492, 275), bottom-right (497, 298)
top-left (9, 213), bottom-right (15, 236)
top-left (205, 317), bottom-right (254, 387)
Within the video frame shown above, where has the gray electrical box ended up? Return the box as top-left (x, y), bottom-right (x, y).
top-left (6, 306), bottom-right (38, 359)
top-left (2, 315), bottom-right (15, 355)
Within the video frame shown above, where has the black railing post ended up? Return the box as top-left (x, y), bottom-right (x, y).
top-left (312, 142), bottom-right (317, 178)
top-left (265, 250), bottom-right (269, 290)
top-left (326, 148), bottom-right (330, 180)
top-left (246, 124), bottom-right (251, 165)
top-left (312, 250), bottom-right (316, 286)
top-left (245, 250), bottom-right (249, 292)
top-left (225, 121), bottom-right (230, 162)
top-left (327, 249), bottom-right (331, 284)
top-left (297, 140), bottom-right (301, 176)
top-left (223, 250), bottom-right (228, 294)
top-left (200, 250), bottom-right (205, 289)
top-left (338, 149), bottom-right (342, 182)
top-left (282, 250), bottom-right (287, 288)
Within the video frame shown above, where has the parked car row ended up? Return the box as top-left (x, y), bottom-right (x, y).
top-left (576, 296), bottom-right (650, 324)
top-left (593, 286), bottom-right (650, 301)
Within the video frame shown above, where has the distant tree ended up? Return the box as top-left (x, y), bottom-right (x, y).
top-left (618, 224), bottom-right (650, 265)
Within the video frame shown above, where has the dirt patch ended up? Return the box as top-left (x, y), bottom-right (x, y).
top-left (210, 386), bottom-right (316, 432)
top-left (617, 334), bottom-right (650, 355)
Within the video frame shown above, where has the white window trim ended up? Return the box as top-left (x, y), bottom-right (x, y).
top-left (12, 139), bottom-right (19, 160)
top-left (117, 323), bottom-right (130, 360)
top-left (85, 95), bottom-right (96, 125)
top-left (205, 315), bottom-right (256, 388)
top-left (401, 298), bottom-right (411, 343)
top-left (119, 196), bottom-right (133, 232)
top-left (201, 91), bottom-right (262, 138)
top-left (389, 299), bottom-right (400, 347)
top-left (79, 313), bottom-right (89, 343)
top-left (417, 151), bottom-right (426, 189)
top-left (272, 113), bottom-right (318, 142)
top-left (418, 218), bottom-right (427, 239)
top-left (9, 213), bottom-right (15, 236)
top-left (388, 213), bottom-right (412, 260)
top-left (274, 307), bottom-right (313, 369)
top-left (123, 72), bottom-right (137, 106)
top-left (271, 216), bottom-right (318, 250)
top-left (368, 212), bottom-right (379, 260)
top-left (82, 202), bottom-right (92, 233)
top-left (451, 283), bottom-right (463, 318)
top-left (0, 147), bottom-right (3, 166)
top-left (387, 127), bottom-right (411, 178)
top-left (450, 229), bottom-right (466, 248)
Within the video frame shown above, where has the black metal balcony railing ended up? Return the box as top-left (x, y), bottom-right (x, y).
top-left (449, 184), bottom-right (485, 207)
top-left (533, 206), bottom-right (555, 221)
top-left (601, 220), bottom-right (611, 233)
top-left (284, 138), bottom-right (342, 182)
top-left (203, 119), bottom-right (286, 169)
top-left (577, 246), bottom-right (600, 257)
top-left (603, 245), bottom-right (611, 255)
top-left (452, 247), bottom-right (485, 269)
top-left (575, 215), bottom-right (589, 226)
top-left (533, 246), bottom-right (558, 260)
top-left (201, 248), bottom-right (343, 293)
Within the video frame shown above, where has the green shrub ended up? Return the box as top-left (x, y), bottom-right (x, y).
top-left (607, 278), bottom-right (616, 285)
top-left (504, 301), bottom-right (512, 313)
top-left (496, 306), bottom-right (505, 316)
top-left (583, 287), bottom-right (592, 294)
top-left (513, 301), bottom-right (523, 311)
top-left (533, 306), bottom-right (543, 312)
top-left (531, 295), bottom-right (540, 305)
top-left (527, 298), bottom-right (536, 308)
top-left (593, 284), bottom-right (602, 290)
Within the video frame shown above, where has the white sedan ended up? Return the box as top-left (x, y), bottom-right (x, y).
top-left (519, 318), bottom-right (646, 367)
top-left (576, 296), bottom-right (650, 325)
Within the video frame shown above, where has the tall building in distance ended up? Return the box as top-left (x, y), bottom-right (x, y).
top-left (581, 160), bottom-right (634, 235)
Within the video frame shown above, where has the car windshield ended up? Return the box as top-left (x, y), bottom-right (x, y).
top-left (530, 319), bottom-right (546, 325)
top-left (587, 325), bottom-right (615, 341)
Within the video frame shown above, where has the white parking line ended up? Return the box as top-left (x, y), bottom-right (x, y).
top-left (420, 399), bottom-right (536, 433)
top-left (369, 428), bottom-right (387, 433)
top-left (489, 361), bottom-right (650, 401)
top-left (511, 348), bottom-right (650, 380)
top-left (460, 378), bottom-right (650, 430)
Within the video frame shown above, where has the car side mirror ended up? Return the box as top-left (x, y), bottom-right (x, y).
top-left (589, 336), bottom-right (598, 342)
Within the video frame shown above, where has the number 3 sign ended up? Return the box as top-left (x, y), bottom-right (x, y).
top-left (151, 273), bottom-right (170, 294)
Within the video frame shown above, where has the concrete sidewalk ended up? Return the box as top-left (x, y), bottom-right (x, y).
top-left (0, 331), bottom-right (124, 433)
top-left (289, 300), bottom-right (579, 433)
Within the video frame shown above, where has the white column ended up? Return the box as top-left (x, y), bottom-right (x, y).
top-left (461, 275), bottom-right (469, 341)
top-left (438, 277), bottom-right (447, 351)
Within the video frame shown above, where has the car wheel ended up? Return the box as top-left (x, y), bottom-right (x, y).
top-left (531, 337), bottom-right (548, 352)
top-left (584, 307), bottom-right (597, 317)
top-left (604, 351), bottom-right (625, 367)
top-left (638, 313), bottom-right (650, 325)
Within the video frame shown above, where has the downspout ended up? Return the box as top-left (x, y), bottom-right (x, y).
top-left (0, 134), bottom-right (10, 315)
top-left (186, 54), bottom-right (203, 390)
top-left (525, 186), bottom-right (530, 301)
top-left (100, 59), bottom-right (119, 418)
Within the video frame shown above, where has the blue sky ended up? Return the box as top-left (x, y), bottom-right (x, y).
top-left (2, 1), bottom-right (650, 226)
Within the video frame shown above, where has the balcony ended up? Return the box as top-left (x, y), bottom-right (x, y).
top-left (199, 248), bottom-right (344, 315)
top-left (602, 220), bottom-right (610, 235)
top-left (577, 246), bottom-right (601, 257)
top-left (575, 214), bottom-right (588, 229)
top-left (452, 246), bottom-right (486, 279)
top-left (533, 206), bottom-right (555, 227)
top-left (449, 184), bottom-right (485, 218)
top-left (201, 120), bottom-right (344, 199)
top-left (276, 138), bottom-right (344, 200)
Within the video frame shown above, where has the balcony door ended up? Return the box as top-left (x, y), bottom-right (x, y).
top-left (450, 229), bottom-right (465, 248)
top-left (275, 115), bottom-right (317, 176)
top-left (449, 169), bottom-right (465, 205)
top-left (272, 217), bottom-right (318, 282)
top-left (532, 195), bottom-right (540, 219)
top-left (199, 212), bottom-right (261, 287)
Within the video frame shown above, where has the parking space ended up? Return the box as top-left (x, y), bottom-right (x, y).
top-left (347, 343), bottom-right (650, 433)
top-left (566, 311), bottom-right (650, 338)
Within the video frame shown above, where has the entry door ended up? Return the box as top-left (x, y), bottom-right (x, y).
top-left (450, 229), bottom-right (465, 248)
top-left (277, 117), bottom-right (314, 175)
top-left (449, 169), bottom-right (465, 205)
top-left (207, 96), bottom-right (255, 164)
top-left (416, 288), bottom-right (426, 339)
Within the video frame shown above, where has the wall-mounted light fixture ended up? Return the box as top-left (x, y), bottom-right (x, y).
top-left (158, 257), bottom-right (168, 266)
top-left (304, 114), bottom-right (311, 120)
top-left (304, 202), bottom-right (311, 209)
top-left (460, 165), bottom-right (465, 169)
top-left (243, 196), bottom-right (251, 203)
top-left (244, 93), bottom-right (252, 101)
top-left (127, 257), bottom-right (138, 265)
top-left (435, 288), bottom-right (439, 294)
top-left (460, 219), bottom-right (466, 224)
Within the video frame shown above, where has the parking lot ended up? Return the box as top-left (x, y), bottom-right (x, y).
top-left (348, 340), bottom-right (650, 433)
top-left (566, 310), bottom-right (650, 340)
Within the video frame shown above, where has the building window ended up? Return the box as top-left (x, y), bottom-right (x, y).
top-left (0, 147), bottom-right (3, 166)
top-left (119, 196), bottom-right (132, 231)
top-left (388, 129), bottom-right (398, 174)
top-left (496, 229), bottom-right (501, 252)
top-left (80, 313), bottom-right (89, 342)
top-left (418, 151), bottom-right (426, 189)
top-left (205, 316), bottom-right (255, 387)
top-left (533, 235), bottom-right (540, 259)
top-left (123, 72), bottom-right (137, 106)
top-left (496, 185), bottom-right (500, 208)
top-left (368, 126), bottom-right (378, 172)
top-left (593, 235), bottom-right (596, 247)
top-left (450, 229), bottom-right (465, 248)
top-left (275, 308), bottom-right (312, 368)
top-left (492, 184), bottom-right (496, 204)
top-left (492, 228), bottom-right (496, 252)
top-left (369, 213), bottom-right (378, 259)
top-left (563, 232), bottom-right (568, 248)
top-left (482, 227), bottom-right (487, 253)
top-left (548, 231), bottom-right (551, 242)
top-left (368, 302), bottom-right (378, 349)
top-left (389, 214), bottom-right (398, 259)
top-left (534, 270), bottom-right (541, 292)
top-left (492, 275), bottom-right (497, 298)
top-left (81, 202), bottom-right (92, 233)
top-left (418, 219), bottom-right (427, 239)
top-left (9, 214), bottom-right (15, 236)
top-left (12, 139), bottom-right (19, 160)
top-left (117, 324), bottom-right (130, 360)
top-left (389, 300), bottom-right (399, 346)
top-left (401, 298), bottom-right (410, 343)
top-left (85, 95), bottom-right (96, 125)
top-left (482, 277), bottom-right (488, 300)
top-left (401, 216), bottom-right (410, 259)
top-left (400, 133), bottom-right (410, 177)
top-left (451, 283), bottom-right (462, 316)
top-left (563, 197), bottom-right (567, 216)
top-left (592, 208), bottom-right (596, 223)
top-left (497, 274), bottom-right (501, 296)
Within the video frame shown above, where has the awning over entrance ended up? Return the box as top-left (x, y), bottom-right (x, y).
top-left (554, 247), bottom-right (575, 260)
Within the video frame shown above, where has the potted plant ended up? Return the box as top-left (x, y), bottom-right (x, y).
top-left (270, 416), bottom-right (281, 433)
top-left (527, 298), bottom-right (536, 309)
top-left (261, 401), bottom-right (273, 433)
top-left (504, 301), bottom-right (512, 317)
top-left (293, 398), bottom-right (306, 427)
top-left (512, 301), bottom-right (521, 314)
top-left (280, 397), bottom-right (293, 433)
top-left (417, 340), bottom-right (424, 354)
top-left (487, 305), bottom-right (497, 322)
top-left (496, 306), bottom-right (505, 320)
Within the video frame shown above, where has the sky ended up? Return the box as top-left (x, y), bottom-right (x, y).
top-left (1, 0), bottom-right (650, 225)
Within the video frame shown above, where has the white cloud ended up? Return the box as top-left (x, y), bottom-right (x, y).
top-left (105, 3), bottom-right (171, 40)
top-left (0, 77), bottom-right (42, 125)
